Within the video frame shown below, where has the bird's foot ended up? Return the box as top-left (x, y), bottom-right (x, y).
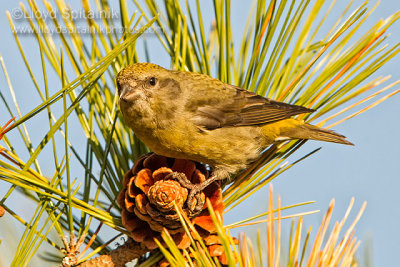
top-left (185, 177), bottom-right (217, 216)
top-left (165, 172), bottom-right (217, 217)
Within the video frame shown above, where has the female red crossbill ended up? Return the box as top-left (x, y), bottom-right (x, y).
top-left (117, 63), bottom-right (352, 212)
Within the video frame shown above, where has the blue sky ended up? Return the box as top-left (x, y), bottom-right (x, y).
top-left (0, 1), bottom-right (400, 266)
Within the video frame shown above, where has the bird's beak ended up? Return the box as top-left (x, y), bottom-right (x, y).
top-left (119, 85), bottom-right (130, 102)
top-left (118, 81), bottom-right (137, 103)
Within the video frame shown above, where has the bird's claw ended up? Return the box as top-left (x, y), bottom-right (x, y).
top-left (165, 172), bottom-right (193, 188)
top-left (185, 185), bottom-right (206, 216)
top-left (165, 172), bottom-right (217, 217)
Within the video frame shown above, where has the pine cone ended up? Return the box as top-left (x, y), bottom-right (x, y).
top-left (118, 153), bottom-right (227, 265)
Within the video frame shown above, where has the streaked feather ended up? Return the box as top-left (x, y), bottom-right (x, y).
top-left (191, 86), bottom-right (314, 130)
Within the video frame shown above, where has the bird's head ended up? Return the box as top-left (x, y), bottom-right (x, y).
top-left (116, 63), bottom-right (169, 104)
top-left (116, 63), bottom-right (183, 125)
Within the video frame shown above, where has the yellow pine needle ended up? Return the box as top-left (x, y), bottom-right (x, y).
top-left (308, 30), bottom-right (386, 108)
top-left (239, 233), bottom-right (249, 266)
top-left (0, 117), bottom-right (16, 140)
top-left (0, 150), bottom-right (47, 183)
top-left (255, 1), bottom-right (275, 54)
top-left (249, 241), bottom-right (256, 267)
top-left (305, 199), bottom-right (365, 266)
top-left (0, 150), bottom-right (20, 168)
top-left (226, 210), bottom-right (319, 229)
top-left (327, 87), bottom-right (400, 128)
top-left (334, 201), bottom-right (367, 263)
top-left (277, 14), bottom-right (358, 102)
top-left (1, 0), bottom-right (395, 265)
top-left (78, 204), bottom-right (113, 259)
top-left (321, 198), bottom-right (355, 263)
top-left (148, 184), bottom-right (364, 267)
top-left (252, 186), bottom-right (365, 266)
top-left (267, 184), bottom-right (275, 267)
top-left (275, 195), bottom-right (281, 267)
top-left (314, 76), bottom-right (396, 127)
top-left (226, 200), bottom-right (316, 229)
top-left (307, 199), bottom-right (334, 266)
top-left (289, 217), bottom-right (303, 266)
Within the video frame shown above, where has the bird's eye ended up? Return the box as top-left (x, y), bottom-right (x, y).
top-left (149, 77), bottom-right (157, 86)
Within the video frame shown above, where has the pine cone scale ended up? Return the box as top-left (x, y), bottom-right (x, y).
top-left (118, 153), bottom-right (228, 266)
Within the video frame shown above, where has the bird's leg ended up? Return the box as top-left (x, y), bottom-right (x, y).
top-left (165, 172), bottom-right (219, 216)
top-left (185, 176), bottom-right (218, 215)
top-left (165, 172), bottom-right (193, 188)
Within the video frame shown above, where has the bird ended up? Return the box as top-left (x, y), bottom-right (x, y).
top-left (117, 63), bottom-right (353, 214)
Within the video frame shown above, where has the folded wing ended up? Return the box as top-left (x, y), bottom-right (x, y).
top-left (191, 86), bottom-right (314, 130)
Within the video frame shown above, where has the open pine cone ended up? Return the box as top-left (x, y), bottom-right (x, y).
top-left (118, 153), bottom-right (227, 265)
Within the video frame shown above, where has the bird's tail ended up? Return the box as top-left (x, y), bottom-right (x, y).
top-left (278, 120), bottom-right (354, 145)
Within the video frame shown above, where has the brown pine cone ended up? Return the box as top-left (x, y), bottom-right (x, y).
top-left (118, 153), bottom-right (227, 265)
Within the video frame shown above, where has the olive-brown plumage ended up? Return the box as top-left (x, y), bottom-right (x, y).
top-left (117, 63), bottom-right (352, 191)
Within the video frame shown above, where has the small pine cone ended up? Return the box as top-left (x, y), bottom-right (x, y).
top-left (118, 153), bottom-right (225, 256)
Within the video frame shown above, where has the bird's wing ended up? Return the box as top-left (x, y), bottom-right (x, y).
top-left (190, 86), bottom-right (314, 130)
